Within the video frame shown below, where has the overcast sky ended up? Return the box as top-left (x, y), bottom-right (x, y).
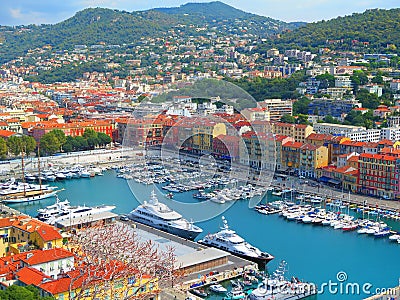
top-left (1, 0), bottom-right (399, 26)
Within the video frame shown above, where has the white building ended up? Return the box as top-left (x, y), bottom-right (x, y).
top-left (197, 102), bottom-right (217, 115)
top-left (313, 123), bottom-right (366, 136)
top-left (390, 79), bottom-right (400, 91)
top-left (381, 127), bottom-right (400, 141)
top-left (20, 248), bottom-right (75, 279)
top-left (258, 99), bottom-right (293, 121)
top-left (335, 76), bottom-right (352, 88)
top-left (347, 129), bottom-right (381, 142)
top-left (215, 104), bottom-right (234, 115)
top-left (337, 152), bottom-right (359, 168)
top-left (361, 84), bottom-right (383, 97)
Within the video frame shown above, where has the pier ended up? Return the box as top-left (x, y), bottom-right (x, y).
top-left (123, 220), bottom-right (258, 292)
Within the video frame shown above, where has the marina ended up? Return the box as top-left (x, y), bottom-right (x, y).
top-left (2, 163), bottom-right (400, 299)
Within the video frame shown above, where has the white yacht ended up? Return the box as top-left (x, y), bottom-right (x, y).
top-left (36, 196), bottom-right (72, 221)
top-left (128, 190), bottom-right (203, 240)
top-left (250, 261), bottom-right (317, 300)
top-left (198, 217), bottom-right (274, 265)
top-left (39, 198), bottom-right (116, 225)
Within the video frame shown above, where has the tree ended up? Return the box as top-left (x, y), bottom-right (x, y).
top-left (315, 73), bottom-right (335, 88)
top-left (6, 135), bottom-right (36, 156)
top-left (280, 114), bottom-right (296, 124)
top-left (2, 285), bottom-right (35, 300)
top-left (350, 70), bottom-right (368, 91)
top-left (97, 132), bottom-right (112, 146)
top-left (74, 136), bottom-right (88, 151)
top-left (323, 115), bottom-right (340, 124)
top-left (0, 138), bottom-right (8, 159)
top-left (63, 136), bottom-right (74, 153)
top-left (293, 96), bottom-right (311, 115)
top-left (67, 223), bottom-right (176, 300)
top-left (296, 114), bottom-right (310, 125)
top-left (0, 285), bottom-right (54, 300)
top-left (52, 129), bottom-right (66, 149)
top-left (83, 129), bottom-right (99, 150)
top-left (40, 133), bottom-right (61, 156)
top-left (371, 75), bottom-right (384, 84)
top-left (356, 89), bottom-right (380, 109)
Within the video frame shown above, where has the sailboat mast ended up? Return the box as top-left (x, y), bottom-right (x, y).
top-left (21, 148), bottom-right (26, 196)
top-left (38, 142), bottom-right (42, 190)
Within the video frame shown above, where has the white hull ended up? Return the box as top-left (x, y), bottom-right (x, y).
top-left (2, 191), bottom-right (58, 203)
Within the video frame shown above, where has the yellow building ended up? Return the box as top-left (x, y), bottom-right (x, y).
top-left (191, 119), bottom-right (226, 153)
top-left (239, 131), bottom-right (275, 171)
top-left (299, 144), bottom-right (329, 178)
top-left (281, 142), bottom-right (328, 178)
top-left (272, 123), bottom-right (314, 143)
top-left (38, 271), bottom-right (159, 300)
top-left (0, 216), bottom-right (63, 256)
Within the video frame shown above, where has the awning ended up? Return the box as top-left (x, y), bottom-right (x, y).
top-left (319, 176), bottom-right (341, 185)
top-left (319, 176), bottom-right (330, 183)
top-left (329, 178), bottom-right (341, 185)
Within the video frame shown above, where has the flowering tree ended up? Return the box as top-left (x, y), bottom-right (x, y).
top-left (67, 222), bottom-right (176, 299)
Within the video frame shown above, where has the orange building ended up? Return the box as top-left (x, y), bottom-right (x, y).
top-left (26, 120), bottom-right (114, 142)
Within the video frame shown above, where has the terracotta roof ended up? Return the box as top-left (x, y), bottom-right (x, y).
top-left (39, 276), bottom-right (81, 295)
top-left (214, 134), bottom-right (240, 142)
top-left (0, 129), bottom-right (16, 138)
top-left (306, 133), bottom-right (333, 141)
top-left (274, 135), bottom-right (293, 142)
top-left (282, 141), bottom-right (304, 148)
top-left (359, 153), bottom-right (397, 161)
top-left (21, 248), bottom-right (74, 266)
top-left (300, 143), bottom-right (318, 151)
top-left (340, 140), bottom-right (366, 147)
top-left (348, 156), bottom-right (360, 162)
top-left (16, 267), bottom-right (52, 286)
top-left (378, 139), bottom-right (394, 146)
top-left (0, 216), bottom-right (62, 240)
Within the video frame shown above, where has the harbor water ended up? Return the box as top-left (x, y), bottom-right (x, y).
top-left (7, 170), bottom-right (400, 300)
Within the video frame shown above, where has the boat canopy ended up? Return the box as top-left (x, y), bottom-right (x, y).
top-left (319, 176), bottom-right (341, 185)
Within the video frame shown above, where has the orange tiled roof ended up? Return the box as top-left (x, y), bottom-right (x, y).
top-left (21, 248), bottom-right (74, 265)
top-left (282, 141), bottom-right (304, 148)
top-left (348, 156), bottom-right (359, 162)
top-left (0, 130), bottom-right (16, 138)
top-left (16, 267), bottom-right (52, 286)
top-left (306, 133), bottom-right (333, 141)
top-left (359, 153), bottom-right (397, 161)
top-left (300, 143), bottom-right (318, 151)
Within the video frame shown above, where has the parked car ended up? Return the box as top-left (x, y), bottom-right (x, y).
top-left (119, 215), bottom-right (129, 221)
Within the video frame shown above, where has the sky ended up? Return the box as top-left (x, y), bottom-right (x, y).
top-left (1, 0), bottom-right (399, 26)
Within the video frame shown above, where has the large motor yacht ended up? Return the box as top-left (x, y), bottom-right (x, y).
top-left (128, 190), bottom-right (203, 240)
top-left (198, 216), bottom-right (274, 265)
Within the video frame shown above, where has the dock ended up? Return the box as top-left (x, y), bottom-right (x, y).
top-left (126, 220), bottom-right (258, 291)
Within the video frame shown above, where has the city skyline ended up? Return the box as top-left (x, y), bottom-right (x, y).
top-left (1, 0), bottom-right (399, 26)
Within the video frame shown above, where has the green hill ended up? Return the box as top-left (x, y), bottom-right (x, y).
top-left (0, 2), bottom-right (301, 64)
top-left (273, 8), bottom-right (400, 52)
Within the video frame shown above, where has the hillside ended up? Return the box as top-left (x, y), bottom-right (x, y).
top-left (273, 8), bottom-right (400, 51)
top-left (0, 2), bottom-right (301, 64)
top-left (154, 1), bottom-right (252, 19)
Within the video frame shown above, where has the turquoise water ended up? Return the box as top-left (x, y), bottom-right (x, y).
top-left (7, 170), bottom-right (400, 300)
